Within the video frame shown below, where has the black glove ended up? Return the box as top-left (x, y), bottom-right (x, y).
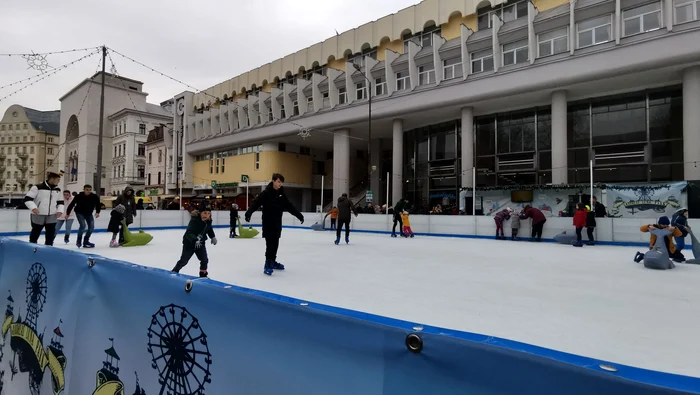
top-left (245, 214), bottom-right (251, 222)
top-left (298, 215), bottom-right (304, 224)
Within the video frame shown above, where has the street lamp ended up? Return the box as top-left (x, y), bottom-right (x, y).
top-left (352, 63), bottom-right (373, 196)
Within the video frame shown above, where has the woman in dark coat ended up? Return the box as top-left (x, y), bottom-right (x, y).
top-left (522, 205), bottom-right (547, 242)
top-left (114, 186), bottom-right (137, 243)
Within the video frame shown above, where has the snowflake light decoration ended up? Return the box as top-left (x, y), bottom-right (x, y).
top-left (298, 127), bottom-right (312, 140)
top-left (22, 52), bottom-right (50, 73)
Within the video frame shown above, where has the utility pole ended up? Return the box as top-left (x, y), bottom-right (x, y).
top-left (95, 45), bottom-right (107, 196)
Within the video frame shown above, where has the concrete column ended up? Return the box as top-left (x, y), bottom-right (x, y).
top-left (392, 119), bottom-right (403, 204)
top-left (684, 67), bottom-right (700, 180)
top-left (461, 107), bottom-right (474, 188)
top-left (551, 90), bottom-right (568, 184)
top-left (333, 129), bottom-right (350, 203)
top-left (370, 138), bottom-right (381, 203)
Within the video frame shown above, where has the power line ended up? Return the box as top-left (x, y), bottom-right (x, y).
top-left (0, 47), bottom-right (99, 57)
top-left (0, 49), bottom-right (101, 103)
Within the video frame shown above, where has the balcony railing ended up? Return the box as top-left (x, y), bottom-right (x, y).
top-left (0, 154), bottom-right (5, 160)
top-left (18, 178), bottom-right (27, 185)
top-left (17, 164), bottom-right (28, 171)
top-left (17, 153), bottom-right (28, 159)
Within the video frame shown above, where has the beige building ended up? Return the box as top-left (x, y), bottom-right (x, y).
top-left (0, 105), bottom-right (60, 199)
top-left (144, 125), bottom-right (168, 205)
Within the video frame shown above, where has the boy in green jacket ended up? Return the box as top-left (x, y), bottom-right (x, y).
top-left (172, 206), bottom-right (218, 277)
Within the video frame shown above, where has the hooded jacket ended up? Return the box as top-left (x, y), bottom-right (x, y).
top-left (183, 211), bottom-right (216, 246)
top-left (336, 195), bottom-right (357, 221)
top-left (245, 182), bottom-right (303, 239)
top-left (114, 186), bottom-right (137, 224)
top-left (24, 181), bottom-right (64, 224)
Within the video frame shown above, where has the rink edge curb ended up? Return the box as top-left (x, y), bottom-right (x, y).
top-left (0, 224), bottom-right (653, 247)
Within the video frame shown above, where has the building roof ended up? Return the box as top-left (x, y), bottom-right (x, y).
top-left (145, 125), bottom-right (165, 144)
top-left (21, 107), bottom-right (60, 135)
top-left (108, 105), bottom-right (172, 121)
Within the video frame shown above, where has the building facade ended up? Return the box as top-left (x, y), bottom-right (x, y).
top-left (59, 72), bottom-right (171, 196)
top-left (144, 125), bottom-right (169, 203)
top-left (167, 0), bottom-right (700, 212)
top-left (0, 105), bottom-right (60, 199)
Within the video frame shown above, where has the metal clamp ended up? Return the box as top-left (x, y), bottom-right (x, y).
top-left (405, 333), bottom-right (423, 354)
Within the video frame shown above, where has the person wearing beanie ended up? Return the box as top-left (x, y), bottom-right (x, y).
top-left (671, 208), bottom-right (691, 253)
top-left (493, 207), bottom-right (512, 240)
top-left (23, 169), bottom-right (64, 246)
top-left (172, 206), bottom-right (217, 278)
top-left (585, 204), bottom-right (597, 245)
top-left (640, 216), bottom-right (685, 262)
top-left (108, 204), bottom-right (126, 248)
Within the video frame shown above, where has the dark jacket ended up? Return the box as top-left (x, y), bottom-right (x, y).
top-left (593, 202), bottom-right (607, 218)
top-left (523, 206), bottom-right (546, 224)
top-left (494, 210), bottom-right (511, 222)
top-left (114, 187), bottom-right (137, 224)
top-left (586, 210), bottom-right (596, 228)
top-left (672, 211), bottom-right (689, 237)
top-left (182, 212), bottom-right (216, 246)
top-left (230, 208), bottom-right (239, 224)
top-left (573, 210), bottom-right (587, 228)
top-left (66, 192), bottom-right (101, 217)
top-left (337, 196), bottom-right (358, 221)
top-left (394, 199), bottom-right (407, 216)
top-left (108, 210), bottom-right (124, 233)
top-left (245, 182), bottom-right (303, 239)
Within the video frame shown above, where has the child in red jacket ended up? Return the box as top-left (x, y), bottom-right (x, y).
top-left (573, 203), bottom-right (588, 247)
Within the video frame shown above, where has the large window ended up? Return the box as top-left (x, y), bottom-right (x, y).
top-left (675, 0), bottom-right (700, 23)
top-left (623, 2), bottom-right (662, 36)
top-left (356, 82), bottom-right (367, 100)
top-left (396, 72), bottom-right (411, 90)
top-left (443, 57), bottom-right (463, 80)
top-left (375, 77), bottom-right (386, 95)
top-left (538, 27), bottom-right (568, 57)
top-left (418, 66), bottom-right (436, 85)
top-left (339, 87), bottom-right (347, 104)
top-left (471, 49), bottom-right (494, 73)
top-left (478, 0), bottom-right (529, 30)
top-left (577, 15), bottom-right (612, 48)
top-left (502, 40), bottom-right (529, 66)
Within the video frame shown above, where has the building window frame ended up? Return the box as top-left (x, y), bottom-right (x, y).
top-left (356, 82), bottom-right (368, 100)
top-left (502, 39), bottom-right (529, 66)
top-left (396, 72), bottom-right (411, 90)
top-left (537, 27), bottom-right (569, 57)
top-left (577, 14), bottom-right (613, 48)
top-left (478, 0), bottom-right (529, 30)
top-left (623, 2), bottom-right (663, 36)
top-left (339, 87), bottom-right (347, 104)
top-left (674, 0), bottom-right (700, 23)
top-left (471, 49), bottom-right (495, 74)
top-left (418, 66), bottom-right (436, 85)
top-left (443, 57), bottom-right (463, 80)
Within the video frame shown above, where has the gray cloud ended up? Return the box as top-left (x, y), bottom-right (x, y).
top-left (0, 0), bottom-right (416, 115)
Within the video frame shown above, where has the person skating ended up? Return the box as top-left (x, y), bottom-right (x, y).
top-left (329, 206), bottom-right (338, 230)
top-left (108, 204), bottom-right (126, 248)
top-left (114, 186), bottom-right (137, 244)
top-left (55, 190), bottom-right (75, 244)
top-left (66, 184), bottom-right (101, 248)
top-left (671, 208), bottom-right (690, 253)
top-left (229, 203), bottom-right (240, 238)
top-left (522, 205), bottom-right (547, 242)
top-left (401, 211), bottom-right (414, 237)
top-left (172, 207), bottom-right (218, 278)
top-left (639, 216), bottom-right (685, 263)
top-left (493, 208), bottom-right (512, 240)
top-left (391, 198), bottom-right (409, 237)
top-left (573, 203), bottom-right (587, 247)
top-left (335, 193), bottom-right (358, 245)
top-left (23, 170), bottom-right (65, 246)
top-left (511, 210), bottom-right (522, 240)
top-left (586, 204), bottom-right (597, 245)
top-left (244, 173), bottom-right (304, 276)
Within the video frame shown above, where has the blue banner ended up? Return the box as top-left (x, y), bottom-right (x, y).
top-left (0, 238), bottom-right (698, 394)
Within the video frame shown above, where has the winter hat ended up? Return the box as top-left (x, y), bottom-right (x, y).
top-left (658, 216), bottom-right (670, 226)
top-left (676, 207), bottom-right (688, 214)
top-left (114, 204), bottom-right (126, 214)
top-left (201, 206), bottom-right (212, 213)
top-left (586, 205), bottom-right (591, 211)
top-left (506, 207), bottom-right (513, 212)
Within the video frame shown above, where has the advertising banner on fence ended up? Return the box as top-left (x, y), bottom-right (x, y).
top-left (607, 182), bottom-right (687, 218)
top-left (0, 239), bottom-right (697, 395)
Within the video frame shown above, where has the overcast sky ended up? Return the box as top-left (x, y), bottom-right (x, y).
top-left (0, 0), bottom-right (417, 116)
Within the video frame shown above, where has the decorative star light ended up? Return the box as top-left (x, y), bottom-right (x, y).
top-left (22, 52), bottom-right (50, 72)
top-left (298, 127), bottom-right (312, 140)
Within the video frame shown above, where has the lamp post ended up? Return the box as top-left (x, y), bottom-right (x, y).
top-left (352, 63), bottom-right (373, 197)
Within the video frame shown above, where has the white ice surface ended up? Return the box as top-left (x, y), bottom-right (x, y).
top-left (14, 229), bottom-right (700, 378)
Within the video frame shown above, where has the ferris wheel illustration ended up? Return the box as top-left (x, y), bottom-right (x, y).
top-left (25, 263), bottom-right (47, 332)
top-left (147, 304), bottom-right (212, 395)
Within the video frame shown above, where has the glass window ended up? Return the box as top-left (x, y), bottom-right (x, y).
top-left (476, 116), bottom-right (496, 156)
top-left (577, 15), bottom-right (612, 48)
top-left (443, 57), bottom-right (463, 80)
top-left (356, 82), bottom-right (367, 100)
top-left (591, 95), bottom-right (646, 146)
top-left (538, 27), bottom-right (569, 57)
top-left (623, 2), bottom-right (662, 36)
top-left (651, 140), bottom-right (684, 164)
top-left (537, 108), bottom-right (552, 151)
top-left (139, 124), bottom-right (146, 134)
top-left (471, 49), bottom-right (494, 73)
top-left (497, 111), bottom-right (535, 153)
top-left (502, 40), bottom-right (529, 66)
top-left (651, 164), bottom-right (684, 181)
top-left (339, 87), bottom-right (347, 104)
top-left (375, 77), bottom-right (386, 95)
top-left (477, 0), bottom-right (528, 30)
top-left (396, 72), bottom-right (411, 90)
top-left (567, 103), bottom-right (591, 148)
top-left (649, 88), bottom-right (683, 141)
top-left (418, 66), bottom-right (436, 85)
top-left (674, 0), bottom-right (699, 23)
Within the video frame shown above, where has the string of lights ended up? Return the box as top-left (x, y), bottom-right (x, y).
top-left (0, 47), bottom-right (99, 57)
top-left (0, 49), bottom-right (100, 103)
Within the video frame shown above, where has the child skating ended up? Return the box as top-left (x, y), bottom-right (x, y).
top-left (401, 211), bottom-right (414, 237)
top-left (573, 203), bottom-right (587, 247)
top-left (108, 204), bottom-right (126, 247)
top-left (172, 207), bottom-right (218, 278)
top-left (493, 208), bottom-right (512, 240)
top-left (511, 210), bottom-right (521, 240)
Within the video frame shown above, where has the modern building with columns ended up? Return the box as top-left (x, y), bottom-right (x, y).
top-left (171, 0), bottom-right (700, 213)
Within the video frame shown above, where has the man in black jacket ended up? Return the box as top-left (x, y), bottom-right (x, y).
top-left (245, 173), bottom-right (304, 276)
top-left (391, 198), bottom-right (409, 238)
top-left (335, 193), bottom-right (358, 245)
top-left (66, 184), bottom-right (101, 248)
top-left (229, 203), bottom-right (239, 238)
top-left (172, 206), bottom-right (217, 278)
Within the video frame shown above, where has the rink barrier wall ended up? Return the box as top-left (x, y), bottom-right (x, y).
top-left (0, 238), bottom-right (698, 394)
top-left (1, 210), bottom-right (698, 247)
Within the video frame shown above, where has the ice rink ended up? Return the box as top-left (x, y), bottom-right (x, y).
top-left (14, 228), bottom-right (700, 378)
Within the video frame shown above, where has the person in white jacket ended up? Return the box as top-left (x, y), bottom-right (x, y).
top-left (23, 170), bottom-right (64, 245)
top-left (55, 190), bottom-right (74, 244)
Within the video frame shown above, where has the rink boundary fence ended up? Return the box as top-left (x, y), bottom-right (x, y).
top-left (0, 224), bottom-right (655, 248)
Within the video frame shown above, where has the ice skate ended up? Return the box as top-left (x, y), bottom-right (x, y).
top-left (345, 236), bottom-right (349, 244)
top-left (64, 235), bottom-right (70, 244)
top-left (410, 234), bottom-right (414, 238)
top-left (263, 261), bottom-right (274, 276)
top-left (587, 241), bottom-right (595, 246)
top-left (391, 233), bottom-right (397, 238)
top-left (272, 261), bottom-right (285, 270)
top-left (109, 240), bottom-right (119, 248)
top-left (573, 241), bottom-right (583, 247)
top-left (83, 241), bottom-right (95, 248)
top-left (76, 237), bottom-right (82, 248)
top-left (335, 237), bottom-right (340, 245)
top-left (199, 270), bottom-right (208, 278)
